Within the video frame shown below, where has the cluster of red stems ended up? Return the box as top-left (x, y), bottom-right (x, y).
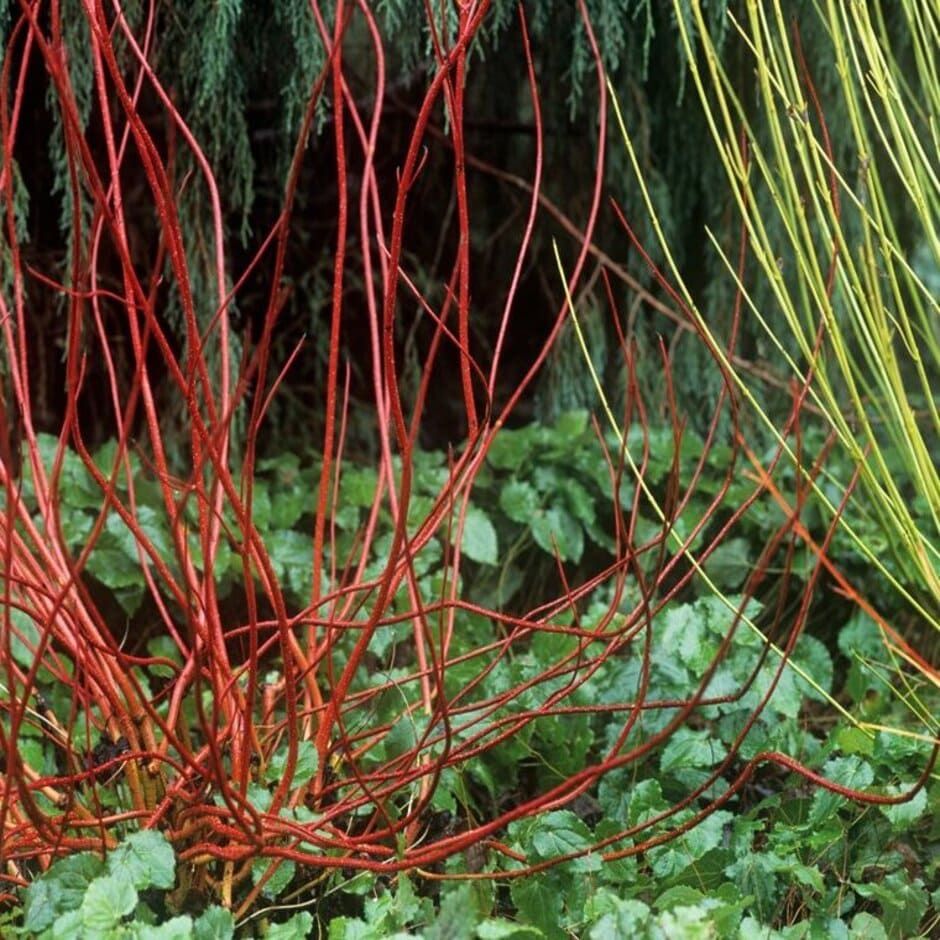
top-left (0, 0), bottom-right (931, 916)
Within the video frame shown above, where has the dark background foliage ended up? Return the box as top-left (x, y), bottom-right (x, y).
top-left (2, 0), bottom-right (923, 454)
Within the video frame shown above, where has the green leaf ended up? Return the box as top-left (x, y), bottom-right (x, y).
top-left (476, 918), bottom-right (544, 938)
top-left (8, 608), bottom-right (43, 671)
top-left (847, 912), bottom-right (887, 939)
top-left (327, 919), bottom-right (415, 940)
top-left (266, 912), bottom-right (314, 939)
top-left (412, 449), bottom-right (448, 489)
top-left (510, 877), bottom-right (564, 940)
top-left (107, 504), bottom-right (173, 565)
top-left (628, 779), bottom-right (667, 826)
top-left (18, 735), bottom-right (52, 778)
top-left (648, 812), bottom-right (732, 878)
top-left (458, 506), bottom-right (498, 566)
top-left (266, 739), bottom-right (318, 789)
top-left (80, 869), bottom-right (138, 931)
top-left (702, 537), bottom-right (751, 589)
top-left (531, 464), bottom-right (562, 495)
top-left (626, 424), bottom-right (675, 481)
top-left (877, 784), bottom-right (927, 829)
top-left (382, 714), bottom-right (421, 760)
top-left (587, 898), bottom-right (652, 940)
top-left (660, 602), bottom-right (711, 674)
top-left (809, 756), bottom-right (874, 823)
top-left (134, 916), bottom-right (195, 939)
top-left (47, 910), bottom-right (83, 939)
top-left (61, 455), bottom-right (104, 510)
top-left (22, 852), bottom-right (106, 931)
top-left (334, 503), bottom-right (361, 531)
top-left (85, 543), bottom-right (146, 588)
top-left (725, 852), bottom-right (790, 914)
top-left (762, 665), bottom-right (803, 720)
top-left (341, 466), bottom-right (379, 508)
top-left (107, 829), bottom-right (176, 890)
top-left (499, 480), bottom-right (540, 524)
top-left (660, 728), bottom-right (722, 774)
top-left (530, 506), bottom-right (583, 563)
top-left (834, 726), bottom-right (875, 757)
top-left (561, 478), bottom-right (597, 528)
top-left (792, 634), bottom-right (834, 701)
top-left (407, 495), bottom-right (437, 532)
top-left (225, 782), bottom-right (273, 813)
top-left (147, 635), bottom-right (182, 679)
top-left (854, 873), bottom-right (927, 939)
top-left (194, 907), bottom-right (236, 940)
top-left (554, 410), bottom-right (589, 438)
top-left (21, 877), bottom-right (62, 934)
top-left (388, 873), bottom-right (426, 928)
top-left (487, 427), bottom-right (536, 471)
top-left (327, 918), bottom-right (375, 939)
top-left (652, 886), bottom-right (707, 911)
top-left (575, 852), bottom-right (604, 874)
top-left (266, 528), bottom-right (312, 599)
top-left (252, 858), bottom-right (296, 900)
top-left (269, 485), bottom-right (307, 529)
top-left (528, 811), bottom-right (592, 860)
top-left (425, 884), bottom-right (478, 939)
top-left (837, 612), bottom-right (884, 659)
top-left (657, 905), bottom-right (720, 939)
top-left (468, 757), bottom-right (498, 797)
top-left (872, 728), bottom-right (931, 766)
top-left (59, 504), bottom-right (96, 550)
top-left (250, 486), bottom-right (273, 529)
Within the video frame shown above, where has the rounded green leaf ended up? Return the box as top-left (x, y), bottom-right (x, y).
top-left (9, 608), bottom-right (42, 671)
top-left (194, 907), bottom-right (236, 940)
top-left (22, 877), bottom-right (61, 934)
top-left (499, 480), bottom-right (540, 524)
top-left (135, 916), bottom-right (195, 939)
top-left (530, 506), bottom-right (583, 563)
top-left (457, 505), bottom-right (498, 566)
top-left (554, 409), bottom-right (589, 438)
top-left (80, 870), bottom-right (138, 931)
top-left (252, 858), bottom-right (295, 900)
top-left (266, 912), bottom-right (314, 940)
top-left (23, 852), bottom-right (105, 932)
top-left (266, 739), bottom-right (318, 789)
top-left (108, 829), bottom-right (176, 890)
top-left (879, 784), bottom-right (927, 830)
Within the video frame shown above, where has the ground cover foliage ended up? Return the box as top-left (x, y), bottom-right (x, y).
top-left (0, 1), bottom-right (937, 937)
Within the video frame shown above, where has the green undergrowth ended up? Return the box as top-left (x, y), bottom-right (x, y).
top-left (4, 413), bottom-right (939, 937)
top-left (11, 410), bottom-right (931, 620)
